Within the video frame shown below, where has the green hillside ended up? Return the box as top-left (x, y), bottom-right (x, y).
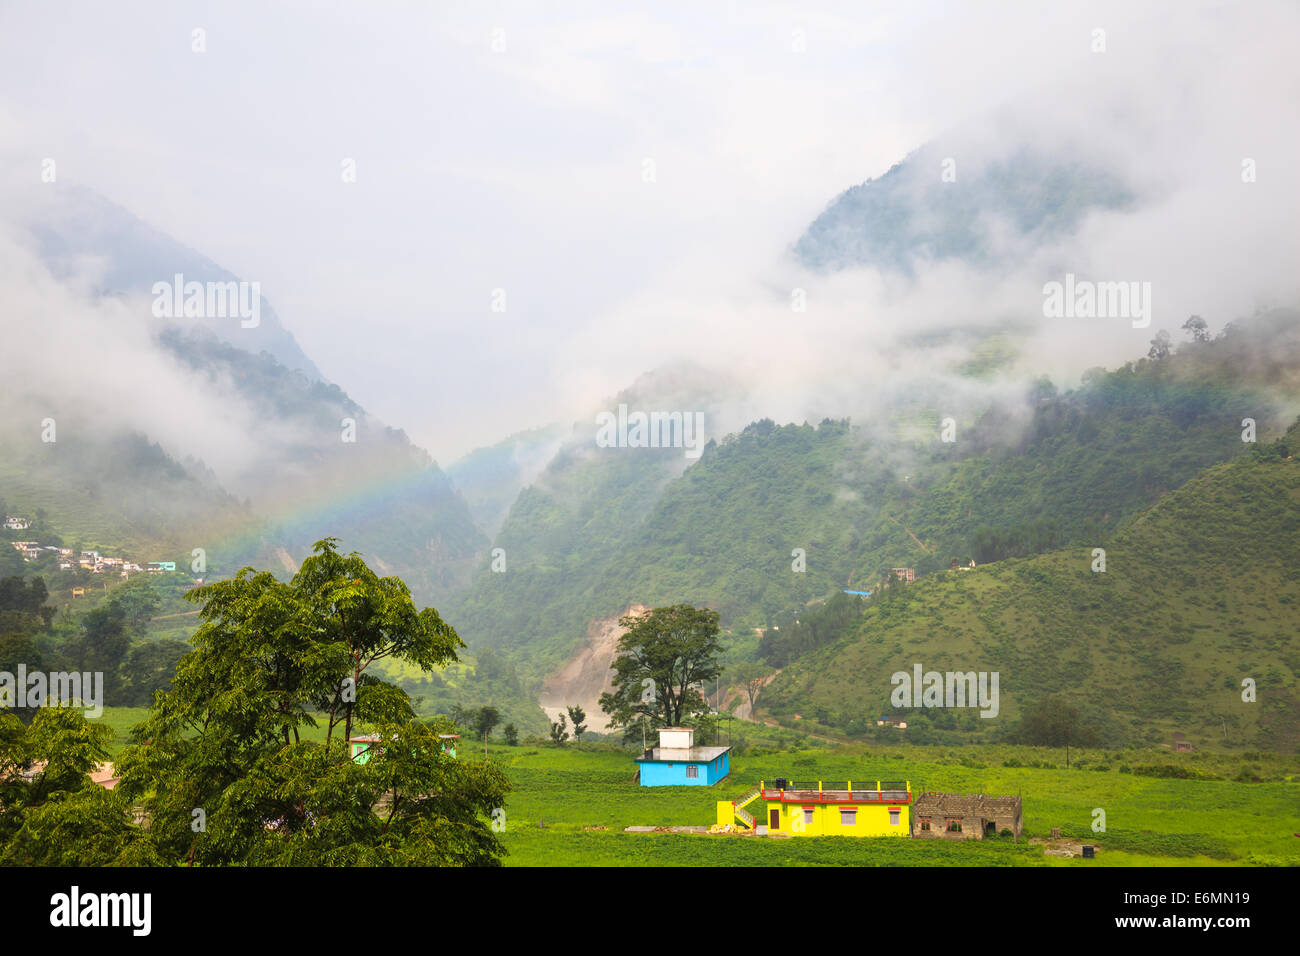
top-left (454, 312), bottom-right (1298, 690)
top-left (448, 364), bottom-right (731, 674)
top-left (760, 426), bottom-right (1300, 752)
top-left (0, 429), bottom-right (270, 571)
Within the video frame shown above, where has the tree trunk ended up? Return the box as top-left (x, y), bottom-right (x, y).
top-left (343, 659), bottom-right (360, 748)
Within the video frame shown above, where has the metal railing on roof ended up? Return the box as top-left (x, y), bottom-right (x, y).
top-left (757, 780), bottom-right (912, 803)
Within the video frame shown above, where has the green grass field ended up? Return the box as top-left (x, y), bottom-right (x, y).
top-left (89, 709), bottom-right (1300, 867)
top-left (487, 742), bottom-right (1300, 866)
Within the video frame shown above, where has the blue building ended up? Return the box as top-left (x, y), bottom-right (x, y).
top-left (636, 726), bottom-right (730, 786)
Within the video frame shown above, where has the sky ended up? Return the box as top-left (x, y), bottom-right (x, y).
top-left (1, 0), bottom-right (1298, 464)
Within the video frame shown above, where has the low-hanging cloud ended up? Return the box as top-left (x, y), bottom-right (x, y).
top-left (0, 0), bottom-right (1295, 470)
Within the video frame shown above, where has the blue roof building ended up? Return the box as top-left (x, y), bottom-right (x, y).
top-left (635, 726), bottom-right (730, 786)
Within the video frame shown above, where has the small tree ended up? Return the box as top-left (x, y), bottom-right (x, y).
top-left (549, 713), bottom-right (569, 746)
top-left (1147, 329), bottom-right (1172, 360)
top-left (566, 705), bottom-right (587, 742)
top-left (502, 723), bottom-right (518, 747)
top-left (473, 706), bottom-right (501, 758)
top-left (1182, 314), bottom-right (1209, 343)
top-left (1014, 694), bottom-right (1103, 768)
top-left (728, 661), bottom-right (769, 714)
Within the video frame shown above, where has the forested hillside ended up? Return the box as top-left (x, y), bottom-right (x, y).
top-left (759, 421), bottom-right (1300, 752)
top-left (447, 364), bottom-right (730, 674)
top-left (454, 311), bottom-right (1299, 697)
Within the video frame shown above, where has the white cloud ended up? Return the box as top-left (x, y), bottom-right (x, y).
top-left (0, 0), bottom-right (1295, 464)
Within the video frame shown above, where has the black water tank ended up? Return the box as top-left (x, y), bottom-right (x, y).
top-left (774, 777), bottom-right (789, 789)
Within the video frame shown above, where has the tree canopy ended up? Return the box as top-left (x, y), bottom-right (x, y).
top-left (4, 538), bottom-right (517, 866)
top-left (599, 604), bottom-right (722, 738)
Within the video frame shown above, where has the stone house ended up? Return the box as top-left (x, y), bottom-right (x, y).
top-left (911, 792), bottom-right (1022, 842)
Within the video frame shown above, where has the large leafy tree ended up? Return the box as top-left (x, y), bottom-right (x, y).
top-left (113, 539), bottom-right (510, 866)
top-left (599, 604), bottom-right (722, 737)
top-left (291, 538), bottom-right (465, 747)
top-left (0, 707), bottom-right (154, 865)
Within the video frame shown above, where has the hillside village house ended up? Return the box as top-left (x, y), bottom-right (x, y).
top-left (3, 515), bottom-right (31, 531)
top-left (636, 726), bottom-right (731, 786)
top-left (725, 779), bottom-right (912, 836)
top-left (714, 780), bottom-right (1022, 841)
top-left (911, 793), bottom-right (1023, 842)
top-left (10, 538), bottom-right (146, 576)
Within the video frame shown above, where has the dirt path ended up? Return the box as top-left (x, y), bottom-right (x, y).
top-left (754, 716), bottom-right (844, 746)
top-left (884, 514), bottom-right (931, 552)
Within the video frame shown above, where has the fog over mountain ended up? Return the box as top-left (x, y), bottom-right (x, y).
top-left (1, 1), bottom-right (1296, 469)
top-left (0, 1), bottom-right (1296, 604)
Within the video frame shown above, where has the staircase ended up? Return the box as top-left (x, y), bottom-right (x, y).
top-left (732, 786), bottom-right (761, 829)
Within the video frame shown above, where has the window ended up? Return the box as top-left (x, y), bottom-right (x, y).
top-left (946, 818), bottom-right (962, 833)
top-left (803, 808), bottom-right (815, 825)
top-left (920, 817), bottom-right (931, 831)
top-left (840, 808), bottom-right (857, 826)
top-left (888, 808), bottom-right (900, 826)
top-left (686, 765), bottom-right (698, 779)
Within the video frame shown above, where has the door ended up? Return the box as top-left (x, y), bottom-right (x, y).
top-left (770, 808), bottom-right (780, 830)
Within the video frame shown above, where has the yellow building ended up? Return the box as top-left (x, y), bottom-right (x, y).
top-left (718, 779), bottom-right (911, 836)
